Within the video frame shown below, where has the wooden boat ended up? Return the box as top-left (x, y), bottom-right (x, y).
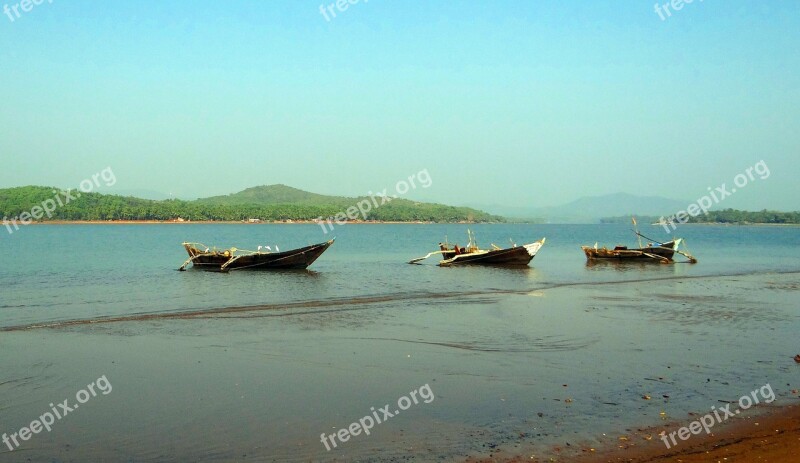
top-left (409, 230), bottom-right (545, 267)
top-left (582, 239), bottom-right (680, 263)
top-left (581, 228), bottom-right (696, 264)
top-left (178, 239), bottom-right (334, 271)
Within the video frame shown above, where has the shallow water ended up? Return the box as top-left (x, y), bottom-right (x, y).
top-left (0, 224), bottom-right (799, 461)
top-left (1, 223), bottom-right (798, 328)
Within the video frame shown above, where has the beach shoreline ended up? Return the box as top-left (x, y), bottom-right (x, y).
top-left (466, 401), bottom-right (800, 463)
top-left (26, 219), bottom-right (476, 225)
top-left (573, 401), bottom-right (800, 463)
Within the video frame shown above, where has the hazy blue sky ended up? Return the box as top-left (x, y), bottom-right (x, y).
top-left (1, 0), bottom-right (798, 210)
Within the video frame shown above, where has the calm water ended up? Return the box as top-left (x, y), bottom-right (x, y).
top-left (1, 223), bottom-right (798, 328)
top-left (1, 224), bottom-right (799, 461)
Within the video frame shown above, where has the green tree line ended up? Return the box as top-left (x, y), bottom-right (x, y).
top-left (0, 186), bottom-right (504, 223)
top-left (684, 208), bottom-right (800, 224)
top-left (601, 209), bottom-right (800, 225)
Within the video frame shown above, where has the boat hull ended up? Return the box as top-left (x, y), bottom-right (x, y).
top-left (439, 240), bottom-right (545, 267)
top-left (581, 240), bottom-right (677, 261)
top-left (183, 240), bottom-right (333, 271)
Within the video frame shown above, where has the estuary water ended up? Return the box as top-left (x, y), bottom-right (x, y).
top-left (1, 223), bottom-right (798, 328)
top-left (0, 223), bottom-right (798, 461)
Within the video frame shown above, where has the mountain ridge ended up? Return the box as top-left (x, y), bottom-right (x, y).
top-left (474, 192), bottom-right (691, 223)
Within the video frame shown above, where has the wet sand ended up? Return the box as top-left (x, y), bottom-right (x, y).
top-left (471, 403), bottom-right (800, 462)
top-left (574, 402), bottom-right (800, 463)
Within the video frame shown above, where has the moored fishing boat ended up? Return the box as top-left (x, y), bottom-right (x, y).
top-left (178, 239), bottom-right (334, 271)
top-left (409, 230), bottom-right (545, 267)
top-left (581, 239), bottom-right (683, 263)
top-left (581, 218), bottom-right (697, 264)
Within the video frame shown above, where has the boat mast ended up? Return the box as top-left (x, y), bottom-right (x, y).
top-left (632, 216), bottom-right (643, 249)
top-left (467, 229), bottom-right (477, 252)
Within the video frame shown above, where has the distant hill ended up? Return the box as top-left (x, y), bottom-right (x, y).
top-left (107, 188), bottom-right (175, 201)
top-left (0, 185), bottom-right (503, 223)
top-left (543, 193), bottom-right (690, 222)
top-left (478, 193), bottom-right (691, 223)
top-left (197, 184), bottom-right (353, 207)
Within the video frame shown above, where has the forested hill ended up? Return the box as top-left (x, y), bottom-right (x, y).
top-left (0, 185), bottom-right (504, 223)
top-left (196, 184), bottom-right (354, 207)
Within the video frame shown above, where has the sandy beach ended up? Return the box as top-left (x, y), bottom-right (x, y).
top-left (469, 402), bottom-right (800, 462)
top-left (575, 402), bottom-right (800, 463)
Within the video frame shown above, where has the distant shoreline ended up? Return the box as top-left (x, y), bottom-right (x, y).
top-left (24, 220), bottom-right (800, 226)
top-left (27, 220), bottom-right (485, 225)
top-left (661, 222), bottom-right (800, 227)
